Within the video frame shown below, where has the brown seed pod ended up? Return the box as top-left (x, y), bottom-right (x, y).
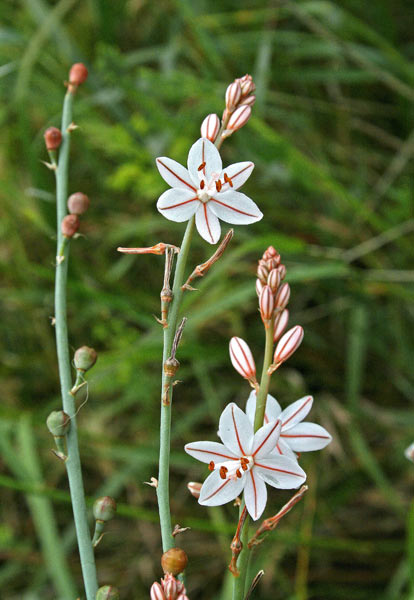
top-left (161, 547), bottom-right (188, 576)
top-left (69, 62), bottom-right (88, 86)
top-left (67, 192), bottom-right (90, 215)
top-left (61, 214), bottom-right (80, 237)
top-left (44, 127), bottom-right (62, 151)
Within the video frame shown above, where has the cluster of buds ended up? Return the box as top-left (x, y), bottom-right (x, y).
top-left (200, 74), bottom-right (255, 144)
top-left (61, 192), bottom-right (90, 239)
top-left (150, 573), bottom-right (189, 600)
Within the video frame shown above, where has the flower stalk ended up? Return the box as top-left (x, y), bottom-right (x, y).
top-left (53, 86), bottom-right (98, 599)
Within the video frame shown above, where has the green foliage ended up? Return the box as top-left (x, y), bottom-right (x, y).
top-left (0, 0), bottom-right (413, 598)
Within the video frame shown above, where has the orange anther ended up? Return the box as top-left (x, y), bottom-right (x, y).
top-left (208, 461), bottom-right (215, 471)
top-left (219, 466), bottom-right (228, 479)
top-left (236, 470), bottom-right (242, 478)
top-left (198, 162), bottom-right (206, 171)
top-left (215, 180), bottom-right (222, 192)
top-left (224, 173), bottom-right (233, 187)
top-left (200, 180), bottom-right (205, 189)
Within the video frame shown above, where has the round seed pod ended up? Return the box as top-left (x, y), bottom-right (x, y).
top-left (44, 127), bottom-right (62, 151)
top-left (74, 346), bottom-right (97, 372)
top-left (61, 214), bottom-right (79, 238)
top-left (161, 547), bottom-right (188, 576)
top-left (95, 586), bottom-right (120, 600)
top-left (93, 496), bottom-right (117, 522)
top-left (67, 192), bottom-right (90, 215)
top-left (69, 62), bottom-right (88, 86)
top-left (46, 411), bottom-right (70, 437)
top-left (164, 357), bottom-right (179, 378)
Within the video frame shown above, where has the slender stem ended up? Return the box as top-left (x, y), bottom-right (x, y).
top-left (157, 216), bottom-right (195, 551)
top-left (233, 324), bottom-right (275, 599)
top-left (54, 90), bottom-right (98, 599)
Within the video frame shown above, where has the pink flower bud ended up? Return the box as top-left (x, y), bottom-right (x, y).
top-left (260, 285), bottom-right (274, 322)
top-left (229, 337), bottom-right (256, 380)
top-left (225, 81), bottom-right (242, 111)
top-left (277, 264), bottom-right (286, 280)
top-left (241, 95), bottom-right (256, 107)
top-left (257, 264), bottom-right (268, 284)
top-left (163, 578), bottom-right (177, 600)
top-left (200, 114), bottom-right (220, 143)
top-left (275, 282), bottom-right (290, 309)
top-left (187, 481), bottom-right (202, 499)
top-left (267, 269), bottom-right (281, 292)
top-left (177, 596), bottom-right (189, 600)
top-left (151, 582), bottom-right (166, 600)
top-left (240, 74), bottom-right (255, 96)
top-left (273, 309), bottom-right (289, 342)
top-left (255, 278), bottom-right (264, 297)
top-left (227, 105), bottom-right (251, 132)
top-left (263, 246), bottom-right (277, 259)
top-left (273, 325), bottom-right (304, 365)
top-left (44, 127), bottom-right (62, 151)
top-left (69, 62), bottom-right (88, 86)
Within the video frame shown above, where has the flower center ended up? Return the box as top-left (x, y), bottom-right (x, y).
top-left (209, 456), bottom-right (254, 481)
top-left (196, 163), bottom-right (233, 203)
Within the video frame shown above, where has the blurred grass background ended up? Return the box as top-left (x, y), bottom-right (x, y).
top-left (0, 0), bottom-right (414, 598)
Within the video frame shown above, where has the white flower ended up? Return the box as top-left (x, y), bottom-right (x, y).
top-left (185, 402), bottom-right (306, 520)
top-left (246, 392), bottom-right (332, 461)
top-left (156, 138), bottom-right (262, 244)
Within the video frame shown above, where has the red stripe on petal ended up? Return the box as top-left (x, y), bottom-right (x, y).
top-left (162, 198), bottom-right (198, 210)
top-left (252, 420), bottom-right (280, 457)
top-left (228, 163), bottom-right (252, 183)
top-left (282, 397), bottom-right (312, 428)
top-left (211, 198), bottom-right (257, 217)
top-left (203, 204), bottom-right (214, 242)
top-left (255, 462), bottom-right (303, 477)
top-left (250, 470), bottom-right (258, 518)
top-left (157, 159), bottom-right (196, 192)
top-left (185, 447), bottom-right (238, 460)
top-left (203, 478), bottom-right (231, 501)
top-left (281, 433), bottom-right (330, 439)
top-left (231, 405), bottom-right (246, 455)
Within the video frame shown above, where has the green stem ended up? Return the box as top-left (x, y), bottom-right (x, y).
top-left (157, 216), bottom-right (195, 552)
top-left (233, 324), bottom-right (275, 599)
top-left (54, 90), bottom-right (98, 600)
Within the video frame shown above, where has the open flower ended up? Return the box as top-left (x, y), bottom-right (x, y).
top-left (156, 138), bottom-right (262, 244)
top-left (246, 393), bottom-right (332, 461)
top-left (185, 403), bottom-right (306, 520)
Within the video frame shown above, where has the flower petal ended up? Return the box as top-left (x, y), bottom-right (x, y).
top-left (281, 396), bottom-right (313, 431)
top-left (209, 191), bottom-right (263, 225)
top-left (157, 188), bottom-right (199, 222)
top-left (255, 456), bottom-right (306, 489)
top-left (198, 469), bottom-right (245, 506)
top-left (156, 157), bottom-right (196, 192)
top-left (221, 162), bottom-right (254, 190)
top-left (281, 422), bottom-right (332, 452)
top-left (184, 441), bottom-right (239, 464)
top-left (252, 420), bottom-right (282, 459)
top-left (271, 437), bottom-right (298, 461)
top-left (244, 469), bottom-right (267, 521)
top-left (187, 138), bottom-right (222, 184)
top-left (246, 392), bottom-right (282, 426)
top-left (218, 403), bottom-right (254, 457)
top-left (195, 204), bottom-right (221, 244)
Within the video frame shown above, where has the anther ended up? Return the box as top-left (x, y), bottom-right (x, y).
top-left (198, 162), bottom-right (206, 171)
top-left (241, 462), bottom-right (248, 471)
top-left (219, 466), bottom-right (228, 479)
top-left (208, 461), bottom-right (215, 471)
top-left (215, 180), bottom-right (222, 192)
top-left (200, 180), bottom-right (205, 189)
top-left (223, 173), bottom-right (233, 187)
top-left (236, 470), bottom-right (242, 478)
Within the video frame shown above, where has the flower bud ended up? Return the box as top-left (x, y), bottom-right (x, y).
top-left (240, 95), bottom-right (256, 107)
top-left (263, 246), bottom-right (277, 259)
top-left (225, 81), bottom-right (242, 111)
top-left (69, 62), bottom-right (88, 86)
top-left (187, 481), bottom-right (202, 499)
top-left (259, 285), bottom-right (274, 323)
top-left (257, 264), bottom-right (268, 284)
top-left (163, 577), bottom-right (177, 600)
top-left (161, 547), bottom-right (188, 576)
top-left (275, 282), bottom-right (290, 309)
top-left (273, 325), bottom-right (304, 366)
top-left (150, 582), bottom-right (166, 600)
top-left (277, 264), bottom-right (286, 280)
top-left (61, 214), bottom-right (79, 238)
top-left (227, 105), bottom-right (251, 132)
top-left (229, 337), bottom-right (256, 380)
top-left (67, 192), bottom-right (90, 215)
top-left (44, 127), bottom-right (62, 151)
top-left (93, 496), bottom-right (117, 522)
top-left (46, 411), bottom-right (70, 437)
top-left (200, 114), bottom-right (220, 143)
top-left (255, 278), bottom-right (263, 297)
top-left (240, 74), bottom-right (255, 96)
top-left (74, 346), bottom-right (97, 371)
top-left (273, 309), bottom-right (289, 342)
top-left (96, 586), bottom-right (120, 600)
top-left (177, 596), bottom-right (189, 600)
top-left (267, 269), bottom-right (280, 293)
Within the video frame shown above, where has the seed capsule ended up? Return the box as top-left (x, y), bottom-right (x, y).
top-left (161, 547), bottom-right (188, 576)
top-left (44, 127), bottom-right (62, 151)
top-left (46, 411), bottom-right (70, 437)
top-left (61, 214), bottom-right (79, 238)
top-left (93, 496), bottom-right (117, 522)
top-left (164, 357), bottom-right (180, 378)
top-left (74, 346), bottom-right (98, 371)
top-left (67, 192), bottom-right (90, 215)
top-left (96, 586), bottom-right (120, 600)
top-left (69, 62), bottom-right (88, 86)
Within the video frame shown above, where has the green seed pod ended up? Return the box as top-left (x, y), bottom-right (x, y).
top-left (161, 547), bottom-right (188, 575)
top-left (74, 346), bottom-right (97, 372)
top-left (46, 411), bottom-right (70, 437)
top-left (93, 496), bottom-right (117, 522)
top-left (95, 586), bottom-right (120, 600)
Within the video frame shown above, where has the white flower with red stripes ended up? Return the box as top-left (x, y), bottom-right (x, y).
top-left (246, 393), bottom-right (332, 461)
top-left (156, 138), bottom-right (262, 244)
top-left (184, 402), bottom-right (306, 521)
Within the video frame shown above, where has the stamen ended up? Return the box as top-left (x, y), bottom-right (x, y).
top-left (224, 173), bottom-right (233, 187)
top-left (241, 462), bottom-right (248, 471)
top-left (215, 180), bottom-right (222, 192)
top-left (208, 461), bottom-right (215, 471)
top-left (200, 180), bottom-right (205, 189)
top-left (219, 466), bottom-right (228, 479)
top-left (198, 162), bottom-right (206, 171)
top-left (236, 470), bottom-right (242, 478)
